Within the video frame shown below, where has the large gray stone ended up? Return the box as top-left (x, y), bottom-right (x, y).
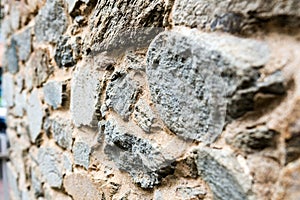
top-left (4, 39), bottom-right (19, 74)
top-left (146, 28), bottom-right (275, 143)
top-left (73, 141), bottom-right (91, 169)
top-left (2, 73), bottom-right (15, 108)
top-left (103, 118), bottom-right (175, 189)
top-left (50, 118), bottom-right (73, 149)
top-left (38, 147), bottom-right (63, 188)
top-left (35, 0), bottom-right (68, 43)
top-left (43, 81), bottom-right (63, 109)
top-left (13, 27), bottom-right (32, 61)
top-left (106, 73), bottom-right (140, 120)
top-left (172, 0), bottom-right (300, 33)
top-left (26, 89), bottom-right (44, 142)
top-left (195, 147), bottom-right (252, 200)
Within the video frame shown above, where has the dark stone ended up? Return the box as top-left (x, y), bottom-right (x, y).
top-left (54, 36), bottom-right (76, 68)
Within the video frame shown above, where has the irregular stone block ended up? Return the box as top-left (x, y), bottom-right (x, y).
top-left (13, 27), bottom-right (32, 61)
top-left (172, 0), bottom-right (300, 33)
top-left (26, 89), bottom-right (44, 142)
top-left (43, 81), bottom-right (63, 109)
top-left (195, 147), bottom-right (252, 200)
top-left (3, 39), bottom-right (19, 74)
top-left (146, 28), bottom-right (280, 143)
top-left (50, 118), bottom-right (73, 149)
top-left (38, 147), bottom-right (63, 188)
top-left (34, 0), bottom-right (68, 43)
top-left (54, 36), bottom-right (76, 68)
top-left (64, 172), bottom-right (102, 200)
top-left (103, 118), bottom-right (175, 189)
top-left (25, 49), bottom-right (52, 90)
top-left (227, 126), bottom-right (279, 153)
top-left (31, 168), bottom-right (43, 198)
top-left (14, 91), bottom-right (27, 117)
top-left (70, 63), bottom-right (103, 127)
top-left (175, 185), bottom-right (207, 200)
top-left (2, 73), bottom-right (15, 108)
top-left (63, 152), bottom-right (73, 172)
top-left (73, 141), bottom-right (91, 169)
top-left (106, 73), bottom-right (140, 120)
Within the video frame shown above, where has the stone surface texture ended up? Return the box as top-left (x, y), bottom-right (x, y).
top-left (2, 0), bottom-right (300, 199)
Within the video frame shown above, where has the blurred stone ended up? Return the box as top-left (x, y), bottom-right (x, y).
top-left (4, 39), bottom-right (19, 74)
top-left (175, 185), bottom-right (207, 200)
top-left (73, 141), bottom-right (91, 169)
top-left (14, 90), bottom-right (27, 117)
top-left (54, 36), bottom-right (76, 68)
top-left (43, 81), bottom-right (63, 109)
top-left (13, 27), bottom-right (32, 61)
top-left (51, 118), bottom-right (73, 149)
top-left (2, 73), bottom-right (15, 108)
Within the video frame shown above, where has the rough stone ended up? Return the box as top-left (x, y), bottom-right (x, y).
top-left (25, 49), bottom-right (52, 89)
top-left (227, 126), bottom-right (279, 153)
top-left (13, 27), bottom-right (32, 61)
top-left (172, 0), bottom-right (300, 33)
top-left (38, 147), bottom-right (63, 188)
top-left (34, 0), bottom-right (68, 43)
top-left (4, 39), bottom-right (19, 74)
top-left (195, 147), bottom-right (252, 200)
top-left (43, 81), bottom-right (63, 109)
top-left (70, 63), bottom-right (103, 127)
top-left (146, 28), bottom-right (278, 143)
top-left (63, 152), bottom-right (73, 172)
top-left (133, 98), bottom-right (158, 133)
top-left (73, 141), bottom-right (91, 169)
top-left (106, 73), bottom-right (140, 120)
top-left (64, 172), bottom-right (102, 200)
top-left (2, 73), bottom-right (15, 108)
top-left (26, 89), bottom-right (44, 142)
top-left (175, 185), bottom-right (207, 200)
top-left (51, 118), bottom-right (73, 149)
top-left (54, 36), bottom-right (76, 68)
top-left (14, 90), bottom-right (27, 117)
top-left (103, 118), bottom-right (175, 189)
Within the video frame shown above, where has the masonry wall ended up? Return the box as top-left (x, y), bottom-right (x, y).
top-left (1, 0), bottom-right (300, 199)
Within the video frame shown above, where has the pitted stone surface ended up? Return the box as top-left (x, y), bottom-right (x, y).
top-left (38, 147), bottom-right (63, 188)
top-left (43, 81), bottom-right (63, 109)
top-left (26, 89), bottom-right (43, 142)
top-left (146, 28), bottom-right (270, 143)
top-left (103, 118), bottom-right (175, 189)
top-left (73, 141), bottom-right (91, 169)
top-left (35, 0), bottom-right (68, 43)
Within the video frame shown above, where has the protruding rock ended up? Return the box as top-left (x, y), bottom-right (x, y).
top-left (54, 36), bottom-right (76, 68)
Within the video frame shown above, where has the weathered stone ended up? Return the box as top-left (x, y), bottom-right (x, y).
top-left (2, 73), bottom-right (15, 108)
top-left (50, 118), bottom-right (73, 149)
top-left (146, 28), bottom-right (278, 143)
top-left (103, 118), bottom-right (175, 189)
top-left (43, 81), bottom-right (63, 109)
top-left (4, 39), bottom-right (19, 74)
top-left (133, 98), bottom-right (158, 133)
top-left (38, 147), bottom-right (63, 188)
top-left (172, 0), bottom-right (300, 33)
top-left (35, 0), bottom-right (68, 43)
top-left (86, 0), bottom-right (169, 55)
top-left (14, 91), bottom-right (27, 117)
top-left (54, 36), bottom-right (76, 68)
top-left (227, 126), bottom-right (279, 153)
top-left (106, 73), bottom-right (140, 120)
top-left (31, 168), bottom-right (43, 198)
top-left (70, 63), bottom-right (103, 127)
top-left (175, 185), bottom-right (207, 200)
top-left (195, 147), bottom-right (252, 200)
top-left (73, 141), bottom-right (91, 169)
top-left (26, 89), bottom-right (43, 142)
top-left (13, 27), bottom-right (32, 61)
top-left (63, 152), bottom-right (73, 172)
top-left (25, 49), bottom-right (52, 90)
top-left (64, 172), bottom-right (103, 200)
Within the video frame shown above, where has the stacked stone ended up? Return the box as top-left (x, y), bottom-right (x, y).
top-left (1, 0), bottom-right (300, 199)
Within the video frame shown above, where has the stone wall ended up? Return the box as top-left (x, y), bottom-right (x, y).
top-left (1, 0), bottom-right (300, 199)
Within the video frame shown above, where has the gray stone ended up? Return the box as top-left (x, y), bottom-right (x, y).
top-left (133, 99), bottom-right (158, 133)
top-left (227, 126), bottom-right (279, 153)
top-left (43, 81), bottom-right (63, 109)
top-left (4, 39), bottom-right (19, 74)
top-left (106, 73), bottom-right (140, 120)
top-left (175, 186), bottom-right (207, 200)
top-left (7, 162), bottom-right (21, 200)
top-left (103, 118), bottom-right (175, 189)
top-left (70, 63), bottom-right (103, 127)
top-left (26, 89), bottom-right (44, 142)
top-left (10, 3), bottom-right (21, 30)
top-left (35, 0), bottom-right (68, 43)
top-left (14, 90), bottom-right (27, 117)
top-left (63, 152), bottom-right (73, 172)
top-left (38, 147), bottom-right (63, 188)
top-left (146, 28), bottom-right (272, 143)
top-left (51, 118), bottom-right (73, 149)
top-left (25, 49), bottom-right (52, 90)
top-left (13, 27), bottom-right (32, 61)
top-left (2, 73), bottom-right (15, 108)
top-left (1, 17), bottom-right (13, 38)
top-left (73, 141), bottom-right (91, 169)
top-left (195, 147), bottom-right (252, 200)
top-left (54, 36), bottom-right (76, 68)
top-left (172, 0), bottom-right (300, 33)
top-left (31, 168), bottom-right (43, 198)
